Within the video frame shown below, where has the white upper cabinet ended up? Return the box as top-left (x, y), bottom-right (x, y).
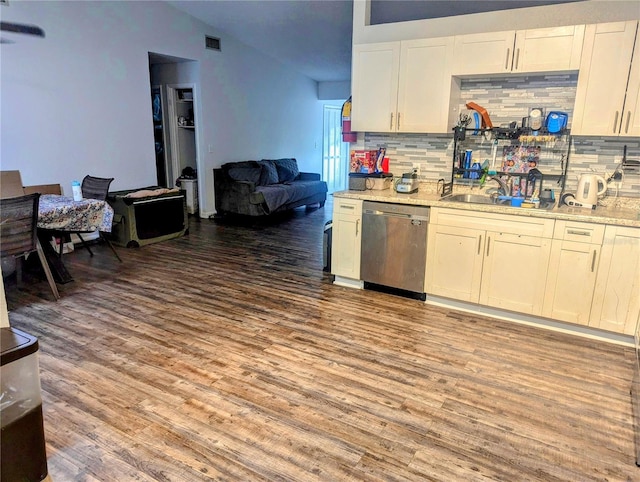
top-left (397, 37), bottom-right (455, 133)
top-left (627, 43), bottom-right (640, 136)
top-left (452, 25), bottom-right (584, 75)
top-left (351, 37), bottom-right (454, 134)
top-left (514, 25), bottom-right (585, 72)
top-left (572, 21), bottom-right (639, 136)
top-left (452, 30), bottom-right (517, 75)
top-left (351, 42), bottom-right (400, 133)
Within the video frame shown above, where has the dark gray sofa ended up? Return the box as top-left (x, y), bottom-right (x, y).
top-left (214, 158), bottom-right (327, 217)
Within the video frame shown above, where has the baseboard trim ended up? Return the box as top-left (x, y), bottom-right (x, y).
top-left (425, 295), bottom-right (634, 347)
top-left (333, 276), bottom-right (364, 289)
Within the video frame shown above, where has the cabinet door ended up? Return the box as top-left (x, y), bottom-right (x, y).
top-left (542, 240), bottom-right (600, 324)
top-left (479, 232), bottom-right (551, 316)
top-left (425, 224), bottom-right (484, 302)
top-left (452, 31), bottom-right (516, 75)
top-left (590, 226), bottom-right (640, 335)
top-left (622, 28), bottom-right (640, 137)
top-left (351, 42), bottom-right (400, 132)
top-left (514, 25), bottom-right (584, 73)
top-left (572, 21), bottom-right (638, 136)
top-left (331, 199), bottom-right (363, 279)
top-left (397, 37), bottom-right (454, 133)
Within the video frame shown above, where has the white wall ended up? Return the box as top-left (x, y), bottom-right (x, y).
top-left (353, 0), bottom-right (640, 44)
top-left (1, 1), bottom-right (324, 217)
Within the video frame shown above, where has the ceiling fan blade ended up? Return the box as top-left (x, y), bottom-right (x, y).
top-left (0, 21), bottom-right (45, 38)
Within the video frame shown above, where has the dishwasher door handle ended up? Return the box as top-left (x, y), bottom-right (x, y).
top-left (364, 210), bottom-right (428, 222)
top-left (364, 210), bottom-right (411, 218)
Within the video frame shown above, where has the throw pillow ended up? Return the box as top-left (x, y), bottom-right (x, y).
top-left (225, 161), bottom-right (262, 184)
top-left (257, 160), bottom-right (279, 185)
top-left (271, 158), bottom-right (299, 183)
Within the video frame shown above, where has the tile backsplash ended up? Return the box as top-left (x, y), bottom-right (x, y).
top-left (363, 75), bottom-right (639, 198)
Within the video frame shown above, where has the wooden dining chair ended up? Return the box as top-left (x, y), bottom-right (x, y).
top-left (0, 193), bottom-right (60, 300)
top-left (73, 175), bottom-right (122, 262)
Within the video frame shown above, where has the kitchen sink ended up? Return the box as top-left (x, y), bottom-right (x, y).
top-left (443, 193), bottom-right (556, 210)
top-left (444, 194), bottom-right (499, 205)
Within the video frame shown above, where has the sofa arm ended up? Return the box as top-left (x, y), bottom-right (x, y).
top-left (298, 172), bottom-right (321, 181)
top-left (214, 168), bottom-right (259, 214)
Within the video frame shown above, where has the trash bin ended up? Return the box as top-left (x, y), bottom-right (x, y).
top-left (1, 327), bottom-right (48, 482)
top-left (323, 220), bottom-right (332, 272)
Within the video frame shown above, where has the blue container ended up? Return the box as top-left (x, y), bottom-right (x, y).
top-left (463, 150), bottom-right (472, 178)
top-left (469, 162), bottom-right (481, 179)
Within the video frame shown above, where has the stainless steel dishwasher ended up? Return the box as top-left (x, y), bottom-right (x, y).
top-left (360, 201), bottom-right (429, 295)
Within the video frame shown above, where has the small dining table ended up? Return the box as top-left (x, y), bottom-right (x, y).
top-left (37, 194), bottom-right (114, 232)
top-left (37, 194), bottom-right (114, 283)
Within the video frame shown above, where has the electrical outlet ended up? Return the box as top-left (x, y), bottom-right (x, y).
top-left (412, 163), bottom-right (421, 176)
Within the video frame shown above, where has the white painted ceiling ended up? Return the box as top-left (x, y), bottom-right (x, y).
top-left (167, 0), bottom-right (354, 83)
top-left (166, 0), bottom-right (584, 83)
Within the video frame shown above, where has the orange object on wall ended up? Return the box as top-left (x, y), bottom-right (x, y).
top-left (465, 101), bottom-right (493, 129)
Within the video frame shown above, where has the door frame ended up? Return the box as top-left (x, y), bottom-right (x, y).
top-left (166, 83), bottom-right (200, 188)
top-left (322, 103), bottom-right (349, 193)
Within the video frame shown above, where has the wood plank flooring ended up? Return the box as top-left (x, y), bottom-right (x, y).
top-left (4, 200), bottom-right (639, 481)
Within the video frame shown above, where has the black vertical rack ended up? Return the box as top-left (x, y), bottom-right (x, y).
top-left (441, 126), bottom-right (571, 200)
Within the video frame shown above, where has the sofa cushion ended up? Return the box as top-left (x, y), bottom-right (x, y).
top-left (225, 161), bottom-right (262, 184)
top-left (255, 180), bottom-right (328, 213)
top-left (270, 158), bottom-right (300, 183)
top-left (257, 160), bottom-right (279, 185)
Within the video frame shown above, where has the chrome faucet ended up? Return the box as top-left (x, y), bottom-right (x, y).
top-left (486, 175), bottom-right (510, 197)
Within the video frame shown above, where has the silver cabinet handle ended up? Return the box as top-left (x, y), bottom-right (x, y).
top-left (340, 204), bottom-right (354, 210)
top-left (356, 219), bottom-right (359, 237)
top-left (390, 113), bottom-right (394, 130)
top-left (477, 235), bottom-right (482, 255)
top-left (591, 249), bottom-right (597, 272)
top-left (613, 111), bottom-right (619, 133)
top-left (397, 112), bottom-right (401, 130)
top-left (486, 236), bottom-right (491, 257)
top-left (514, 48), bottom-right (520, 70)
top-left (567, 229), bottom-right (590, 236)
top-left (625, 111), bottom-right (632, 133)
top-left (505, 48), bottom-right (511, 70)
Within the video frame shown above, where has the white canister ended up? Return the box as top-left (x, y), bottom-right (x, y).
top-left (71, 181), bottom-right (82, 201)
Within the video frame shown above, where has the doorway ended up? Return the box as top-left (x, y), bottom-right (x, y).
top-left (166, 84), bottom-right (198, 187)
top-left (151, 85), bottom-right (167, 186)
top-left (322, 104), bottom-right (349, 193)
top-left (148, 52), bottom-right (201, 194)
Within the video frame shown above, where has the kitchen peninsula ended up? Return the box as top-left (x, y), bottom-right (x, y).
top-left (331, 185), bottom-right (640, 342)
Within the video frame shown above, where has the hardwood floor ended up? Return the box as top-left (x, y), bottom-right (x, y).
top-left (4, 201), bottom-right (638, 481)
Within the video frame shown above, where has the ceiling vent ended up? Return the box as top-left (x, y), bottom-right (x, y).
top-left (205, 36), bottom-right (221, 51)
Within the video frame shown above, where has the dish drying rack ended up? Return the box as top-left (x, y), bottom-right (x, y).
top-left (440, 125), bottom-right (571, 201)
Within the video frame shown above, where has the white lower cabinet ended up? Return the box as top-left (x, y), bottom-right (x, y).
top-left (479, 232), bottom-right (551, 316)
top-left (589, 226), bottom-right (640, 335)
top-left (426, 208), bottom-right (554, 315)
top-left (426, 223), bottom-right (484, 302)
top-left (542, 221), bottom-right (605, 325)
top-left (331, 199), bottom-right (363, 280)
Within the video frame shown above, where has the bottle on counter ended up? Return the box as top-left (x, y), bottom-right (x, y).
top-left (71, 181), bottom-right (82, 201)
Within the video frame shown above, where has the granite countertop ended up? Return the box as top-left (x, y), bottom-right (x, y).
top-left (333, 184), bottom-right (640, 228)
